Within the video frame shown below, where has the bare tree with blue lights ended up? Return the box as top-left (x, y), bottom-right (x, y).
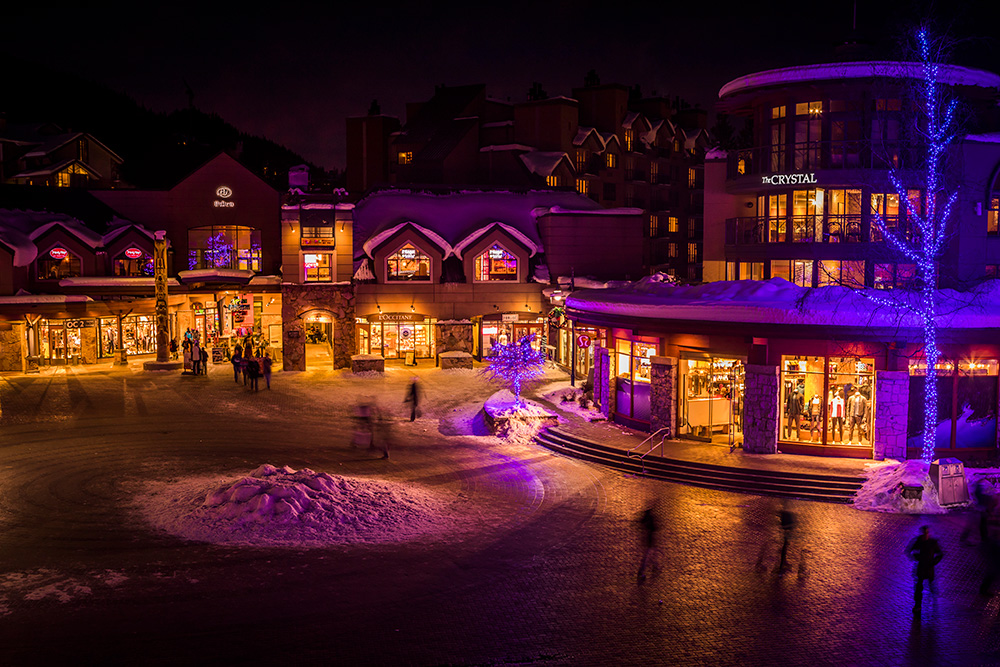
top-left (482, 334), bottom-right (547, 407)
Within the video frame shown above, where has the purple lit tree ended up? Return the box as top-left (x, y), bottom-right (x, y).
top-left (482, 334), bottom-right (546, 406)
top-left (869, 28), bottom-right (960, 461)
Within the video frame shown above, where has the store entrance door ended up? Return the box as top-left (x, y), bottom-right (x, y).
top-left (304, 319), bottom-right (334, 370)
top-left (679, 357), bottom-right (745, 446)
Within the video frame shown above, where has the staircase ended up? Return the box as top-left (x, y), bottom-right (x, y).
top-left (535, 427), bottom-right (864, 503)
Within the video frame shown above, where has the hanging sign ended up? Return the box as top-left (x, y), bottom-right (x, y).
top-left (124, 247), bottom-right (143, 259)
top-left (577, 334), bottom-right (592, 348)
top-left (49, 247), bottom-right (69, 260)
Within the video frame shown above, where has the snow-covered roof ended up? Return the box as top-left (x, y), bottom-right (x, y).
top-left (452, 222), bottom-right (539, 259)
top-left (705, 147), bottom-right (728, 160)
top-left (29, 219), bottom-right (103, 249)
top-left (536, 205), bottom-right (644, 217)
top-left (0, 294), bottom-right (93, 304)
top-left (102, 221), bottom-right (157, 245)
top-left (177, 269), bottom-right (255, 283)
top-left (965, 133), bottom-right (1000, 144)
top-left (353, 260), bottom-right (375, 282)
top-left (720, 61), bottom-right (1000, 99)
top-left (479, 144), bottom-right (534, 153)
top-left (519, 151), bottom-right (571, 177)
top-left (621, 112), bottom-right (641, 129)
top-left (59, 277), bottom-right (181, 288)
top-left (352, 189), bottom-right (602, 261)
top-left (567, 276), bottom-right (1000, 330)
top-left (13, 158), bottom-right (102, 180)
top-left (361, 221), bottom-right (453, 259)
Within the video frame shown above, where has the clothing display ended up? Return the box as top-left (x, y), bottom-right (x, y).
top-left (784, 389), bottom-right (803, 439)
top-left (809, 395), bottom-right (823, 438)
top-left (828, 391), bottom-right (845, 442)
top-left (847, 391), bottom-right (869, 443)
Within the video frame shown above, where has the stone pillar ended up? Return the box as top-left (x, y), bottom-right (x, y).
top-left (593, 345), bottom-right (612, 418)
top-left (650, 356), bottom-right (677, 435)
top-left (435, 321), bottom-right (474, 357)
top-left (874, 370), bottom-right (909, 460)
top-left (743, 364), bottom-right (779, 454)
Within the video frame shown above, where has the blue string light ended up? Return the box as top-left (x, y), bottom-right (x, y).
top-left (483, 334), bottom-right (546, 406)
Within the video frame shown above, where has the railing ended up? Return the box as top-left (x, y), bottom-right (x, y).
top-left (627, 426), bottom-right (671, 473)
top-left (727, 141), bottom-right (912, 179)
top-left (726, 215), bottom-right (866, 245)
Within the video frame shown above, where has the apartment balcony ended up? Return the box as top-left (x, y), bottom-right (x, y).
top-left (726, 141), bottom-right (915, 180)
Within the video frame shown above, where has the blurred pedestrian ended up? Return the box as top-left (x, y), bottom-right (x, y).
top-left (353, 400), bottom-right (374, 448)
top-left (906, 525), bottom-right (944, 613)
top-left (779, 508), bottom-right (796, 572)
top-left (962, 477), bottom-right (993, 545)
top-left (636, 506), bottom-right (660, 581)
top-left (979, 530), bottom-right (1000, 596)
top-left (247, 353), bottom-right (260, 391)
top-left (231, 345), bottom-right (243, 383)
top-left (169, 338), bottom-right (178, 360)
top-left (261, 353), bottom-right (272, 390)
top-left (404, 376), bottom-right (421, 421)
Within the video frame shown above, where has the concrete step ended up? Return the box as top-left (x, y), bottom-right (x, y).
top-left (536, 428), bottom-right (864, 503)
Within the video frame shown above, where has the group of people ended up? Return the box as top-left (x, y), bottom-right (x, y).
top-left (181, 337), bottom-right (208, 376)
top-left (229, 344), bottom-right (273, 391)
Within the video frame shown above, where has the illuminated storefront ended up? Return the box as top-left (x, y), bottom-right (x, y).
top-left (357, 313), bottom-right (435, 359)
top-left (779, 355), bottom-right (874, 449)
top-left (98, 316), bottom-right (159, 358)
top-left (39, 319), bottom-right (85, 363)
top-left (679, 357), bottom-right (745, 446)
top-left (480, 313), bottom-right (545, 357)
top-left (613, 336), bottom-right (659, 429)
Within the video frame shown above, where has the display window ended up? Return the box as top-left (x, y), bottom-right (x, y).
top-left (387, 243), bottom-right (431, 281)
top-left (303, 253), bottom-right (333, 282)
top-left (38, 252), bottom-right (81, 280)
top-left (780, 355), bottom-right (874, 447)
top-left (679, 357), bottom-right (744, 445)
top-left (113, 250), bottom-right (154, 277)
top-left (39, 320), bottom-right (83, 362)
top-left (907, 359), bottom-right (998, 449)
top-left (99, 316), bottom-right (158, 357)
top-left (187, 226), bottom-right (262, 271)
top-left (614, 338), bottom-right (658, 424)
top-left (358, 320), bottom-right (435, 359)
top-left (474, 243), bottom-right (518, 281)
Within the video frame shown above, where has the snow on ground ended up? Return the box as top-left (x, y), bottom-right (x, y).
top-left (539, 381), bottom-right (604, 421)
top-left (137, 464), bottom-right (454, 547)
top-left (483, 390), bottom-right (557, 445)
top-left (854, 460), bottom-right (962, 514)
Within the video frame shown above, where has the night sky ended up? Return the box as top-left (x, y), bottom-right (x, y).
top-left (7, 1), bottom-right (1000, 171)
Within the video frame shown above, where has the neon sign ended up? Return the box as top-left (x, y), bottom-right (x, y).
top-left (124, 247), bottom-right (143, 259)
top-left (761, 172), bottom-right (818, 186)
top-left (213, 185), bottom-right (235, 208)
top-left (49, 247), bottom-right (68, 260)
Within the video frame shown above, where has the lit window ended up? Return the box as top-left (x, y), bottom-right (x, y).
top-left (575, 150), bottom-right (587, 171)
top-left (576, 178), bottom-right (589, 195)
top-left (38, 250), bottom-right (82, 280)
top-left (687, 243), bottom-right (698, 263)
top-left (301, 226), bottom-right (336, 247)
top-left (989, 197), bottom-right (999, 236)
top-left (795, 101), bottom-right (822, 115)
top-left (55, 163), bottom-right (89, 188)
top-left (606, 152), bottom-right (617, 168)
top-left (114, 250), bottom-right (153, 277)
top-left (668, 243), bottom-right (678, 258)
top-left (668, 217), bottom-right (679, 233)
top-left (474, 243), bottom-right (518, 281)
top-left (546, 175), bottom-right (560, 187)
top-left (387, 242), bottom-right (430, 281)
top-left (397, 151), bottom-right (413, 165)
top-left (187, 226), bottom-right (262, 271)
top-left (624, 129), bottom-right (633, 151)
top-left (771, 105), bottom-right (786, 119)
top-left (650, 162), bottom-right (658, 182)
top-left (688, 168), bottom-right (696, 188)
top-left (737, 158), bottom-right (746, 175)
top-left (649, 215), bottom-right (659, 237)
top-left (303, 253), bottom-right (333, 282)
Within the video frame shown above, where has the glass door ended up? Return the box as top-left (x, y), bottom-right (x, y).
top-left (383, 325), bottom-right (399, 358)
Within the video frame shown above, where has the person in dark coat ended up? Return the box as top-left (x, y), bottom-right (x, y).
top-left (261, 354), bottom-right (272, 390)
top-left (404, 377), bottom-right (421, 422)
top-left (231, 346), bottom-right (243, 384)
top-left (906, 525), bottom-right (944, 612)
top-left (247, 354), bottom-right (260, 392)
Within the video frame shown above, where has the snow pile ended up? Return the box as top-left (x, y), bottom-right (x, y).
top-left (484, 390), bottom-right (557, 445)
top-left (138, 465), bottom-right (451, 547)
top-left (540, 381), bottom-right (603, 421)
top-left (853, 460), bottom-right (953, 514)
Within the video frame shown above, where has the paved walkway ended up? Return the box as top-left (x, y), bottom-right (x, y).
top-left (1, 363), bottom-right (999, 665)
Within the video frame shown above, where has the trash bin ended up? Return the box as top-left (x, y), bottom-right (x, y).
top-left (930, 458), bottom-right (969, 506)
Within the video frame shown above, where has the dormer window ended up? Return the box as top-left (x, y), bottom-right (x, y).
top-left (38, 247), bottom-right (81, 280)
top-left (474, 243), bottom-right (518, 281)
top-left (387, 242), bottom-right (430, 281)
top-left (114, 248), bottom-right (153, 277)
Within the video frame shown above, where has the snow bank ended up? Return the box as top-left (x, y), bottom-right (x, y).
top-left (138, 465), bottom-right (451, 547)
top-left (483, 390), bottom-right (557, 445)
top-left (853, 460), bottom-right (952, 514)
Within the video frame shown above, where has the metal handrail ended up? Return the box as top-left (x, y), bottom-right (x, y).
top-left (627, 426), bottom-right (671, 473)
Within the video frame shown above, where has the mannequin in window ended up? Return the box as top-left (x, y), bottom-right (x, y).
top-left (847, 388), bottom-right (869, 444)
top-left (809, 394), bottom-right (823, 441)
top-left (828, 387), bottom-right (845, 443)
top-left (784, 385), bottom-right (803, 439)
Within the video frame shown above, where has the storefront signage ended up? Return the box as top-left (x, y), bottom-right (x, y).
top-left (300, 238), bottom-right (336, 247)
top-left (64, 319), bottom-right (94, 329)
top-left (761, 172), bottom-right (817, 186)
top-left (577, 334), bottom-right (592, 348)
top-left (213, 185), bottom-right (235, 208)
top-left (501, 313), bottom-right (519, 323)
top-left (49, 247), bottom-right (68, 260)
top-left (368, 312), bottom-right (424, 323)
top-left (488, 248), bottom-right (506, 259)
top-left (124, 247), bottom-right (143, 259)
top-left (400, 248), bottom-right (417, 259)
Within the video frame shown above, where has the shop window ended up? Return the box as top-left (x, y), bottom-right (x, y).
top-left (303, 253), bottom-right (333, 282)
top-left (386, 242), bottom-right (431, 281)
top-left (187, 226), bottom-right (262, 271)
top-left (614, 339), bottom-right (657, 423)
top-left (113, 250), bottom-right (154, 277)
top-left (780, 355), bottom-right (874, 446)
top-left (818, 260), bottom-right (865, 288)
top-left (38, 251), bottom-right (82, 280)
top-left (791, 189), bottom-right (822, 242)
top-left (988, 197), bottom-right (999, 236)
top-left (908, 359), bottom-right (999, 450)
top-left (738, 262), bottom-right (764, 281)
top-left (474, 243), bottom-right (518, 281)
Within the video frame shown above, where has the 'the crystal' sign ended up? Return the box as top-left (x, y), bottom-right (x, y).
top-left (761, 172), bottom-right (817, 186)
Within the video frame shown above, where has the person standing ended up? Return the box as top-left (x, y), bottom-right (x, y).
top-left (906, 525), bottom-right (944, 613)
top-left (636, 507), bottom-right (660, 581)
top-left (191, 340), bottom-right (202, 376)
top-left (261, 353), bottom-right (272, 390)
top-left (247, 353), bottom-right (260, 392)
top-left (231, 345), bottom-right (243, 384)
top-left (169, 338), bottom-right (178, 360)
top-left (404, 376), bottom-right (421, 422)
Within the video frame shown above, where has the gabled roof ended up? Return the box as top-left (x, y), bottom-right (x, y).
top-left (361, 221), bottom-right (453, 259)
top-left (573, 127), bottom-right (606, 150)
top-left (13, 158), bottom-right (102, 180)
top-left (452, 222), bottom-right (539, 259)
top-left (20, 131), bottom-right (123, 163)
top-left (519, 151), bottom-right (572, 177)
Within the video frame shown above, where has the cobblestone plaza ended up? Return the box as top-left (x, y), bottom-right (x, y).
top-left (1, 362), bottom-right (999, 665)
